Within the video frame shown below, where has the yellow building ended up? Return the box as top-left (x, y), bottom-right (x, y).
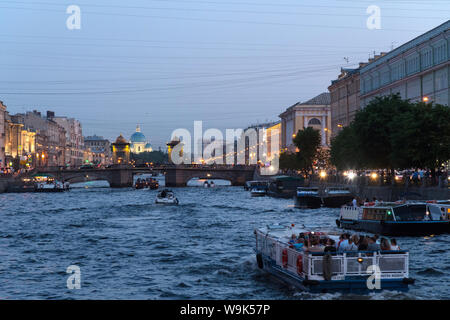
top-left (112, 134), bottom-right (130, 165)
top-left (279, 92), bottom-right (331, 152)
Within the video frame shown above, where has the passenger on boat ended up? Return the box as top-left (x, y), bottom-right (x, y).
top-left (324, 239), bottom-right (337, 253)
top-left (367, 237), bottom-right (381, 251)
top-left (337, 234), bottom-right (350, 252)
top-left (293, 238), bottom-right (305, 250)
top-left (347, 235), bottom-right (359, 251)
top-left (352, 198), bottom-right (358, 207)
top-left (358, 236), bottom-right (369, 251)
top-left (305, 237), bottom-right (324, 253)
top-left (380, 238), bottom-right (391, 251)
top-left (390, 239), bottom-right (400, 250)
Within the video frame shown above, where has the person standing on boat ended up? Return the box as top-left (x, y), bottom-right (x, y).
top-left (352, 198), bottom-right (358, 207)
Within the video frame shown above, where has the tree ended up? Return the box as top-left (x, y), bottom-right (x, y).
top-left (279, 152), bottom-right (301, 170)
top-left (293, 127), bottom-right (321, 174)
top-left (330, 125), bottom-right (360, 170)
top-left (390, 101), bottom-right (450, 171)
top-left (352, 94), bottom-right (411, 170)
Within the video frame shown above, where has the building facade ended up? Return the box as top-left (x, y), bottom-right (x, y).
top-left (112, 134), bottom-right (130, 165)
top-left (12, 111), bottom-right (66, 168)
top-left (328, 66), bottom-right (364, 138)
top-left (84, 135), bottom-right (112, 165)
top-left (0, 101), bottom-right (6, 169)
top-left (279, 92), bottom-right (331, 152)
top-left (4, 112), bottom-right (36, 169)
top-left (360, 20), bottom-right (450, 108)
top-left (52, 115), bottom-right (84, 168)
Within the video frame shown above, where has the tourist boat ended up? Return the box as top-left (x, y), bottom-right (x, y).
top-left (294, 187), bottom-right (322, 209)
top-left (135, 178), bottom-right (146, 189)
top-left (254, 224), bottom-right (414, 292)
top-left (267, 176), bottom-right (304, 199)
top-left (33, 175), bottom-right (68, 193)
top-left (426, 201), bottom-right (450, 221)
top-left (337, 201), bottom-right (450, 236)
top-left (251, 185), bottom-right (267, 197)
top-left (322, 187), bottom-right (353, 208)
top-left (155, 189), bottom-right (179, 205)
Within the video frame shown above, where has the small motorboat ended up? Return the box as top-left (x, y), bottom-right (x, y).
top-left (155, 189), bottom-right (179, 205)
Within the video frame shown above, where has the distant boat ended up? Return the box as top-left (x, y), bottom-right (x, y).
top-left (322, 187), bottom-right (353, 208)
top-left (155, 189), bottom-right (179, 205)
top-left (267, 176), bottom-right (304, 199)
top-left (251, 185), bottom-right (267, 197)
top-left (294, 187), bottom-right (321, 209)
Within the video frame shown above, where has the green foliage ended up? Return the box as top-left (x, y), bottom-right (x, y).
top-left (330, 94), bottom-right (450, 171)
top-left (131, 151), bottom-right (168, 164)
top-left (293, 127), bottom-right (321, 173)
top-left (279, 152), bottom-right (301, 170)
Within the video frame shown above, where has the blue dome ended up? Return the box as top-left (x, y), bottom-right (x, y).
top-left (130, 132), bottom-right (146, 143)
top-left (145, 143), bottom-right (152, 149)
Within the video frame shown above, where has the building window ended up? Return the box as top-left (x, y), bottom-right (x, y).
top-left (308, 118), bottom-right (321, 126)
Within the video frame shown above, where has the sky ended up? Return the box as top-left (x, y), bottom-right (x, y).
top-left (1, 0), bottom-right (449, 149)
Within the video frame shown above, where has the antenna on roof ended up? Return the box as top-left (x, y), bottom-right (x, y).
top-left (343, 57), bottom-right (349, 64)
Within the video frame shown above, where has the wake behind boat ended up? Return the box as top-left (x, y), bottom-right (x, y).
top-left (155, 189), bottom-right (179, 205)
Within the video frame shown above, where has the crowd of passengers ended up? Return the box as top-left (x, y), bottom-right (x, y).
top-left (289, 232), bottom-right (400, 253)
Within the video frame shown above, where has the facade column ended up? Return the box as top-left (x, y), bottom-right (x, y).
top-left (321, 115), bottom-right (326, 146)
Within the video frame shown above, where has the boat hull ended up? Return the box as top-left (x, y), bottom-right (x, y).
top-left (257, 253), bottom-right (409, 293)
top-left (294, 195), bottom-right (322, 209)
top-left (322, 195), bottom-right (353, 208)
top-left (338, 219), bottom-right (450, 236)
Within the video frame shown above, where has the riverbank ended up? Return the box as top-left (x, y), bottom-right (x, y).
top-left (311, 182), bottom-right (449, 201)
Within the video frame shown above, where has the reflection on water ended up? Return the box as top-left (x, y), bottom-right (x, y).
top-left (0, 184), bottom-right (448, 299)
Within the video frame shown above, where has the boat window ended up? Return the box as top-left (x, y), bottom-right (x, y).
top-left (393, 204), bottom-right (427, 221)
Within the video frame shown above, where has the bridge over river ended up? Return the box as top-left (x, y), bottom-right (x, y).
top-left (32, 165), bottom-right (257, 188)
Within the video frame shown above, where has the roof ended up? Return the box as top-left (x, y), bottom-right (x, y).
top-left (297, 92), bottom-right (330, 105)
top-left (361, 20), bottom-right (450, 73)
top-left (130, 131), bottom-right (146, 143)
top-left (114, 134), bottom-right (128, 144)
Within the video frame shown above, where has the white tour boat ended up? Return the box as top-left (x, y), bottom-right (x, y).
top-left (254, 224), bottom-right (414, 292)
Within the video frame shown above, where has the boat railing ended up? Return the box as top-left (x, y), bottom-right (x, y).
top-left (255, 231), bottom-right (409, 281)
top-left (340, 206), bottom-right (361, 220)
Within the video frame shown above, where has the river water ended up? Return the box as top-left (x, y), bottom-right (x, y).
top-left (0, 177), bottom-right (448, 299)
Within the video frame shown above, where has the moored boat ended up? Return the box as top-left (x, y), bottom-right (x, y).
top-left (322, 187), bottom-right (353, 208)
top-left (251, 185), bottom-right (268, 197)
top-left (294, 187), bottom-right (322, 209)
top-left (337, 201), bottom-right (450, 236)
top-left (267, 176), bottom-right (304, 199)
top-left (254, 224), bottom-right (414, 292)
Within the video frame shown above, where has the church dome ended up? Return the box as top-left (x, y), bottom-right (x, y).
top-left (144, 143), bottom-right (153, 151)
top-left (115, 134), bottom-right (128, 144)
top-left (130, 125), bottom-right (146, 143)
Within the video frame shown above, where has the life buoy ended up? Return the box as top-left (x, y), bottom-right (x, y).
top-left (282, 248), bottom-right (288, 268)
top-left (296, 255), bottom-right (303, 274)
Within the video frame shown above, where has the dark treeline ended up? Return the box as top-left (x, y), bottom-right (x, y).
top-left (330, 94), bottom-right (450, 175)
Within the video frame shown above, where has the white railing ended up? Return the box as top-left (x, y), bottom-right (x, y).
top-left (255, 230), bottom-right (409, 281)
top-left (340, 206), bottom-right (361, 220)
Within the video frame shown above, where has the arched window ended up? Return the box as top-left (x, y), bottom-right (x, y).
top-left (308, 118), bottom-right (321, 125)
